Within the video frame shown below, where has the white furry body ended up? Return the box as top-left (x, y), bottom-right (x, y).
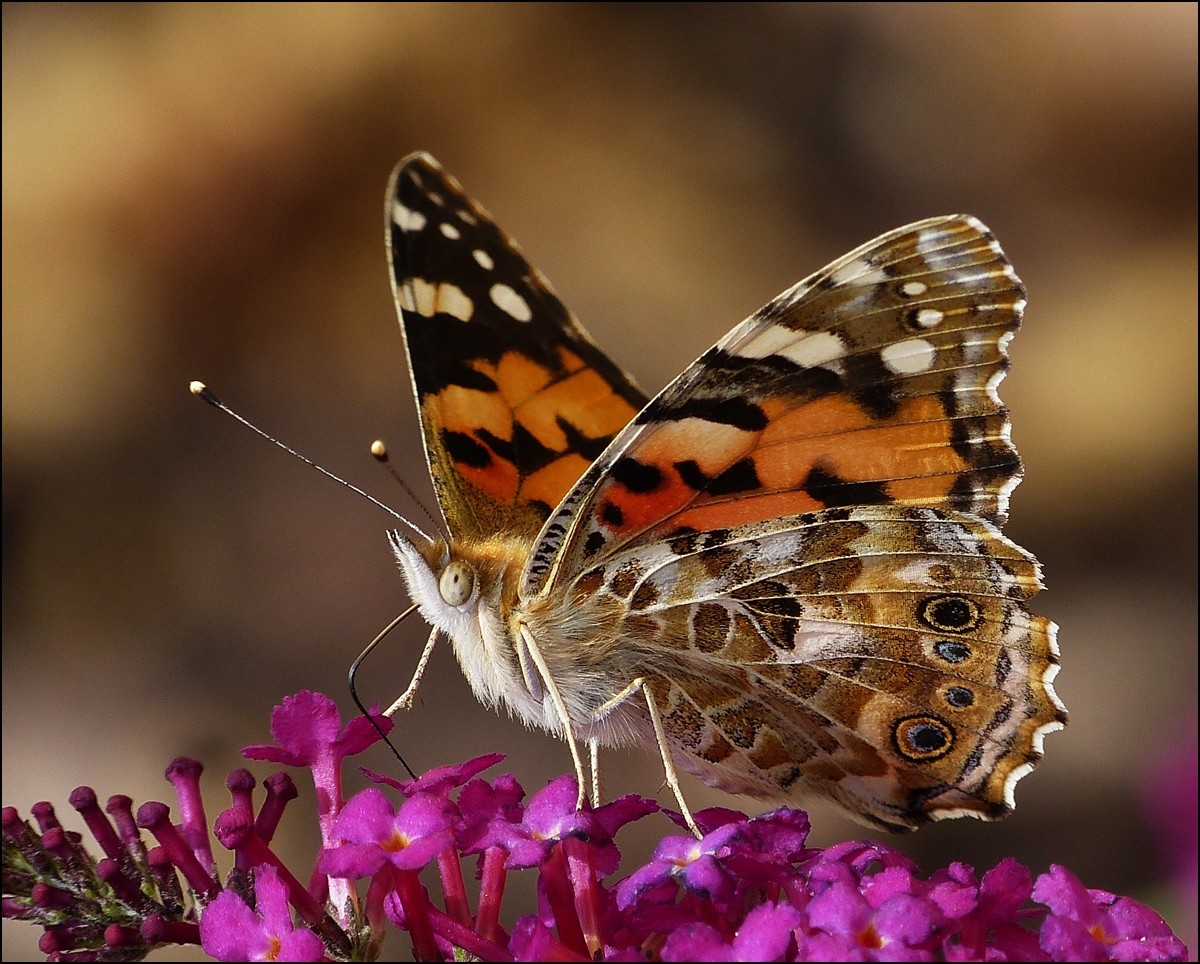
top-left (388, 530), bottom-right (651, 751)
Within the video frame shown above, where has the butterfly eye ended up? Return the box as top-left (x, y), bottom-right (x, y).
top-left (438, 560), bottom-right (476, 608)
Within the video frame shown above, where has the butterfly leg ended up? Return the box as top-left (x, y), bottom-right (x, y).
top-left (384, 626), bottom-right (440, 717)
top-left (592, 678), bottom-right (701, 837)
top-left (639, 681), bottom-right (701, 837)
top-left (517, 625), bottom-right (589, 811)
top-left (589, 738), bottom-right (601, 808)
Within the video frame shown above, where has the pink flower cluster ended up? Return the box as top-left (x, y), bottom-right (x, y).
top-left (3, 692), bottom-right (1188, 962)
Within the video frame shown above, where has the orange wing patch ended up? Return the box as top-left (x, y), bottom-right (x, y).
top-left (590, 392), bottom-right (975, 543)
top-left (511, 349), bottom-right (640, 452)
top-left (424, 346), bottom-right (642, 536)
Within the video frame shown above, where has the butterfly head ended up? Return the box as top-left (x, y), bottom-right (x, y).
top-left (387, 525), bottom-right (529, 633)
top-left (387, 528), bottom-right (467, 625)
top-left (387, 523), bottom-right (544, 721)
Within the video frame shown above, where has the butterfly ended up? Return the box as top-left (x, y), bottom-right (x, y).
top-left (380, 152), bottom-right (1066, 834)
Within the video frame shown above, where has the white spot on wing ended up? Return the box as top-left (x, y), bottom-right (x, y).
top-left (916, 307), bottom-right (944, 328)
top-left (490, 283), bottom-right (532, 322)
top-left (893, 560), bottom-right (935, 584)
top-left (881, 338), bottom-right (937, 374)
top-left (1046, 620), bottom-right (1062, 660)
top-left (440, 223), bottom-right (461, 240)
top-left (782, 330), bottom-right (847, 367)
top-left (917, 226), bottom-right (954, 258)
top-left (944, 270), bottom-right (996, 288)
top-left (1003, 656), bottom-right (1065, 813)
top-left (987, 330), bottom-right (1016, 404)
top-left (473, 249), bottom-right (494, 270)
top-left (902, 281), bottom-right (928, 297)
top-left (829, 258), bottom-right (887, 287)
top-left (1042, 660), bottom-right (1066, 719)
top-left (985, 367), bottom-right (1007, 406)
top-left (735, 325), bottom-right (845, 367)
top-left (406, 278), bottom-right (474, 321)
top-left (915, 232), bottom-right (942, 259)
top-left (393, 202), bottom-right (426, 232)
top-left (439, 284), bottom-right (475, 321)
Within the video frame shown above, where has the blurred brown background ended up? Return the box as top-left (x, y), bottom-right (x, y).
top-left (4, 4), bottom-right (1196, 960)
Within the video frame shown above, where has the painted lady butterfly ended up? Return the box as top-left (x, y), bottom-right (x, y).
top-left (382, 153), bottom-right (1066, 834)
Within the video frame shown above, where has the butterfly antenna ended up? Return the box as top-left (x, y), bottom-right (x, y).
top-left (370, 439), bottom-right (449, 543)
top-left (190, 382), bottom-right (437, 546)
top-left (349, 605), bottom-right (420, 780)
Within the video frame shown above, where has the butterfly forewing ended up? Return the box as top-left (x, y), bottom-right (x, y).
top-left (525, 216), bottom-right (1024, 598)
top-left (387, 153), bottom-right (648, 541)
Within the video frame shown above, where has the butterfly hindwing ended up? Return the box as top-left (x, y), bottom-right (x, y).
top-left (563, 504), bottom-right (1063, 831)
top-left (387, 153), bottom-right (648, 541)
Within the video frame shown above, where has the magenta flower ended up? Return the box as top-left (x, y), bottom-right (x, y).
top-left (806, 877), bottom-right (941, 959)
top-left (617, 821), bottom-right (747, 907)
top-left (493, 774), bottom-right (594, 869)
top-left (1034, 865), bottom-right (1188, 962)
top-left (242, 689), bottom-right (392, 851)
top-left (199, 864), bottom-right (326, 962)
top-left (454, 771), bottom-right (528, 853)
top-left (661, 900), bottom-right (804, 961)
top-left (3, 692), bottom-right (1190, 962)
top-left (389, 753), bottom-right (506, 796)
top-left (321, 789), bottom-right (454, 876)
